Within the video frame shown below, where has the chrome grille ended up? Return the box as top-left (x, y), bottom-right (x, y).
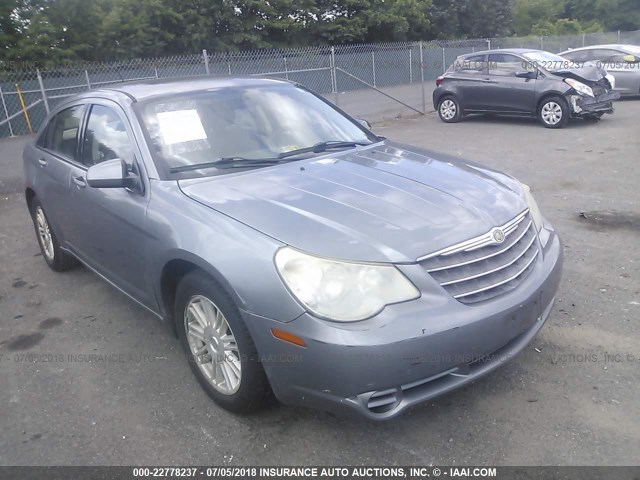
top-left (419, 210), bottom-right (539, 304)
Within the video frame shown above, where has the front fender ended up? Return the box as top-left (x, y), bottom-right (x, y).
top-left (146, 180), bottom-right (305, 323)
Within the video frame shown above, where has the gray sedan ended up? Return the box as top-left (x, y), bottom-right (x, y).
top-left (23, 77), bottom-right (562, 419)
top-left (559, 44), bottom-right (640, 96)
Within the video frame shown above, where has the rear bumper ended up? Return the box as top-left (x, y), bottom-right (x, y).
top-left (243, 230), bottom-right (563, 420)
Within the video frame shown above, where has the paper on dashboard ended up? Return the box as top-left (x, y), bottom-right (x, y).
top-left (156, 109), bottom-right (208, 145)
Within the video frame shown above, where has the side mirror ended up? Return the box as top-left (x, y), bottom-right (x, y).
top-left (357, 118), bottom-right (372, 130)
top-left (622, 54), bottom-right (639, 63)
top-left (87, 158), bottom-right (131, 188)
top-left (515, 70), bottom-right (537, 79)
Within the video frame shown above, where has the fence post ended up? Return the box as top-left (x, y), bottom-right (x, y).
top-left (0, 86), bottom-right (14, 137)
top-left (283, 55), bottom-right (289, 81)
top-left (487, 39), bottom-right (491, 50)
top-left (330, 46), bottom-right (337, 93)
top-left (540, 36), bottom-right (544, 50)
top-left (617, 30), bottom-right (620, 42)
top-left (85, 70), bottom-right (92, 89)
top-left (409, 47), bottom-right (413, 83)
top-left (372, 50), bottom-right (376, 87)
top-left (582, 33), bottom-right (586, 46)
top-left (419, 41), bottom-right (426, 114)
top-left (36, 69), bottom-right (50, 115)
top-left (203, 49), bottom-right (210, 74)
top-left (441, 46), bottom-right (446, 74)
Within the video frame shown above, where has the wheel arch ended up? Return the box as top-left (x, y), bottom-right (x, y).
top-left (437, 92), bottom-right (460, 107)
top-left (25, 187), bottom-right (36, 212)
top-left (536, 91), bottom-right (569, 113)
top-left (157, 251), bottom-right (244, 336)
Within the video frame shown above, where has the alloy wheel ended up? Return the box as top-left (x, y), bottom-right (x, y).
top-left (184, 295), bottom-right (242, 395)
top-left (35, 206), bottom-right (54, 261)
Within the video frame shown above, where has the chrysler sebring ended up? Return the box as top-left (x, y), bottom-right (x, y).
top-left (24, 77), bottom-right (562, 419)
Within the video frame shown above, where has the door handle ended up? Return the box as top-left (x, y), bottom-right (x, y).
top-left (38, 158), bottom-right (47, 167)
top-left (72, 176), bottom-right (86, 188)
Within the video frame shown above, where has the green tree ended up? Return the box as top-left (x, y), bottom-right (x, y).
top-left (97, 0), bottom-right (180, 59)
top-left (0, 0), bottom-right (19, 63)
top-left (513, 0), bottom-right (563, 35)
top-left (41, 0), bottom-right (106, 60)
top-left (362, 0), bottom-right (431, 42)
top-left (595, 0), bottom-right (640, 31)
top-left (457, 0), bottom-right (512, 38)
top-left (312, 0), bottom-right (370, 44)
top-left (427, 0), bottom-right (511, 39)
top-left (531, 17), bottom-right (601, 35)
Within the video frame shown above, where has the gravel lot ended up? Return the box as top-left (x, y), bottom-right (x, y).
top-left (0, 98), bottom-right (638, 466)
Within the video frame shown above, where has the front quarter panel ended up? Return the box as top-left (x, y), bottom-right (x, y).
top-left (145, 180), bottom-right (305, 322)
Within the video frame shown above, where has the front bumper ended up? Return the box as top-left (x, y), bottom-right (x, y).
top-left (242, 229), bottom-right (563, 420)
top-left (569, 91), bottom-right (621, 116)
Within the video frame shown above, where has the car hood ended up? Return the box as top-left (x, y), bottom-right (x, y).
top-left (551, 64), bottom-right (608, 84)
top-left (178, 141), bottom-right (527, 263)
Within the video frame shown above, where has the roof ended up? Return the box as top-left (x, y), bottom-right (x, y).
top-left (97, 76), bottom-right (293, 102)
top-left (559, 44), bottom-right (640, 53)
top-left (459, 48), bottom-right (541, 57)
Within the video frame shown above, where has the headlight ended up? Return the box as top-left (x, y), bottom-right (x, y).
top-left (564, 78), bottom-right (594, 97)
top-left (605, 73), bottom-right (615, 90)
top-left (521, 183), bottom-right (544, 232)
top-left (275, 247), bottom-right (420, 322)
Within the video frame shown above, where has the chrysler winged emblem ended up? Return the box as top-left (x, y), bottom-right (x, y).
top-left (491, 228), bottom-right (505, 244)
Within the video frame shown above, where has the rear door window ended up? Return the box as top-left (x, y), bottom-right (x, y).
top-left (453, 55), bottom-right (487, 75)
top-left (42, 106), bottom-right (85, 161)
top-left (562, 50), bottom-right (590, 62)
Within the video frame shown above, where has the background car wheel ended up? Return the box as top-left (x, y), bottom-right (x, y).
top-left (175, 270), bottom-right (270, 413)
top-left (438, 96), bottom-right (462, 123)
top-left (538, 97), bottom-right (569, 129)
top-left (29, 197), bottom-right (77, 272)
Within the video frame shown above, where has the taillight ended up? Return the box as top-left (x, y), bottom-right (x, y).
top-left (435, 76), bottom-right (444, 87)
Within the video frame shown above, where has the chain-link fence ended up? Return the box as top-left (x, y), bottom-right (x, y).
top-left (1, 30), bottom-right (638, 138)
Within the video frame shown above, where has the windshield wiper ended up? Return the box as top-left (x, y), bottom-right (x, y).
top-left (169, 156), bottom-right (296, 173)
top-left (169, 140), bottom-right (375, 173)
top-left (277, 140), bottom-right (373, 159)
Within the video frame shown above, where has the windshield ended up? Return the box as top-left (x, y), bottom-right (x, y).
top-left (522, 51), bottom-right (581, 71)
top-left (136, 83), bottom-right (374, 178)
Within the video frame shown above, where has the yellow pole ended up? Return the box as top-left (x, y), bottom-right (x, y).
top-left (15, 83), bottom-right (33, 134)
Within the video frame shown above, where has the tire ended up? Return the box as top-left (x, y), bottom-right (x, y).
top-left (29, 197), bottom-right (77, 272)
top-left (175, 270), bottom-right (269, 413)
top-left (538, 96), bottom-right (569, 129)
top-left (438, 95), bottom-right (462, 123)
